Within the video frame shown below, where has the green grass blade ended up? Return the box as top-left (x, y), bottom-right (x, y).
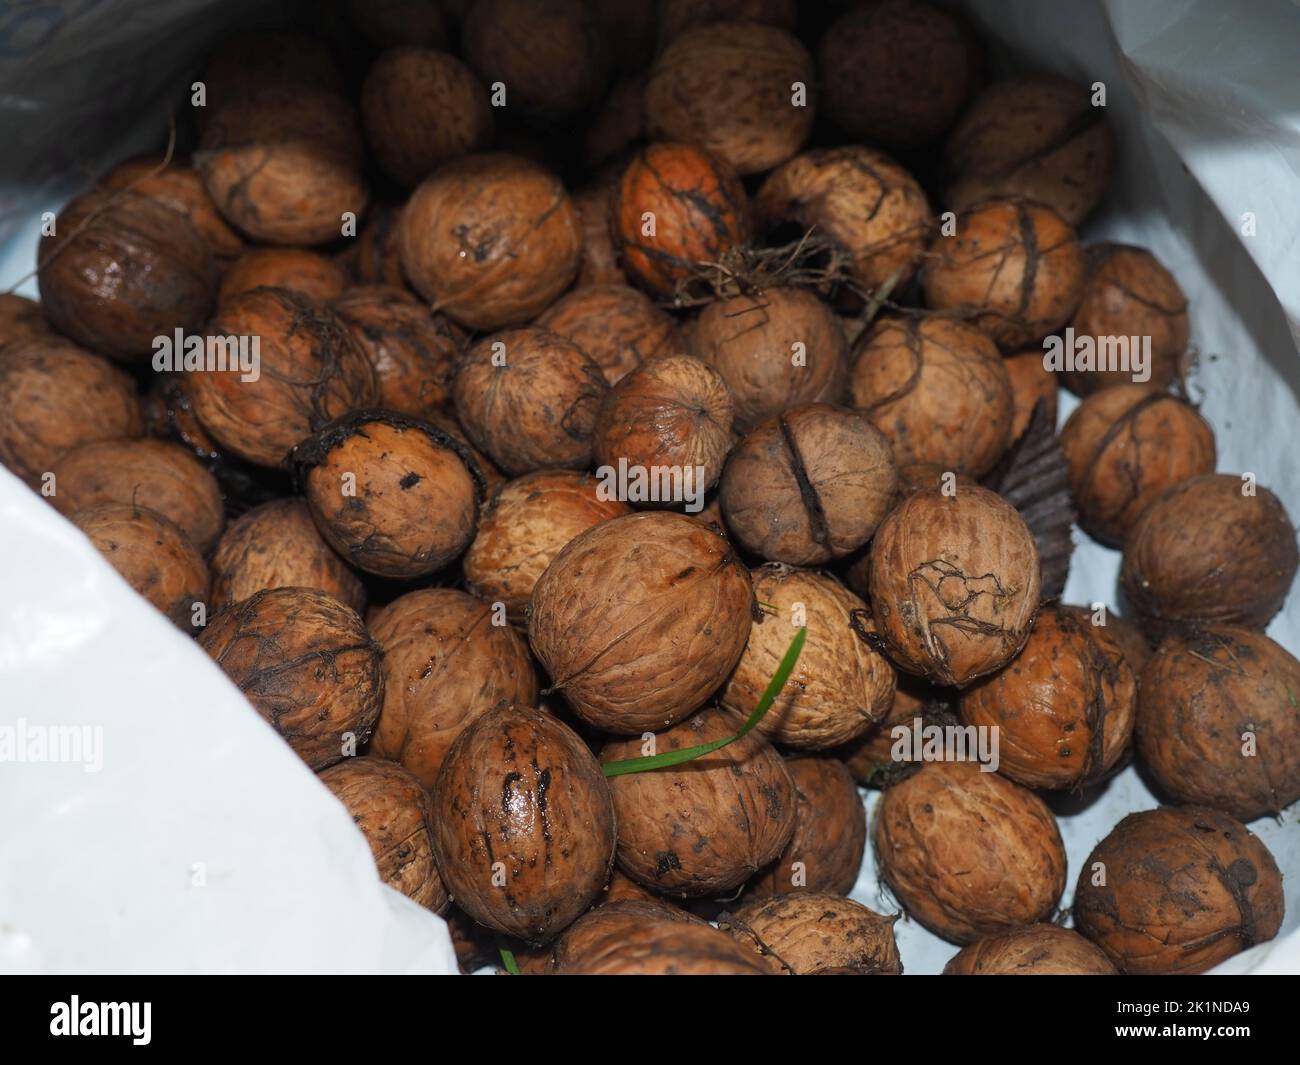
top-left (498, 941), bottom-right (521, 975)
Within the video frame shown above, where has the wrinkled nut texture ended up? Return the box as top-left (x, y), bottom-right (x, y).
top-left (218, 247), bottom-right (348, 305)
top-left (536, 283), bottom-right (685, 385)
top-left (943, 924), bottom-right (1116, 975)
top-left (722, 893), bottom-right (902, 974)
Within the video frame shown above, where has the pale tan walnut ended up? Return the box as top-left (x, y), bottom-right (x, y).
top-left (874, 761), bottom-right (1067, 943)
top-left (722, 566), bottom-right (895, 750)
top-left (921, 197), bottom-right (1085, 351)
top-left (464, 470), bottom-right (630, 624)
top-left (218, 248), bottom-right (348, 306)
top-left (1073, 806), bottom-right (1284, 975)
top-left (1137, 627), bottom-right (1300, 821)
top-left (851, 315), bottom-right (1014, 477)
top-left (528, 512), bottom-right (752, 734)
top-left (959, 605), bottom-right (1137, 790)
top-left (368, 588), bottom-right (538, 788)
top-left (430, 704), bottom-right (615, 945)
top-left (721, 893), bottom-right (901, 974)
top-left (198, 587), bottom-right (383, 770)
top-left (535, 283), bottom-right (685, 386)
top-left (868, 484), bottom-right (1040, 686)
top-left (943, 925), bottom-right (1116, 975)
top-left (210, 499), bottom-right (365, 613)
top-left (602, 706), bottom-right (795, 897)
top-left (318, 756), bottom-right (449, 914)
top-left (644, 22), bottom-right (814, 176)
top-left (755, 147), bottom-right (932, 291)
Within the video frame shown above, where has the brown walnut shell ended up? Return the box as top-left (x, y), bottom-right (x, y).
top-left (572, 184), bottom-right (626, 289)
top-left (100, 156), bottom-right (244, 261)
top-left (218, 248), bottom-right (348, 306)
top-left (535, 283), bottom-right (685, 385)
top-left (1004, 348), bottom-right (1058, 442)
top-left (943, 925), bottom-right (1116, 975)
top-left (721, 893), bottom-right (901, 975)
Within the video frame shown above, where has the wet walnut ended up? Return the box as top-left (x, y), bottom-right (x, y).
top-left (210, 498), bottom-right (366, 613)
top-left (720, 404), bottom-right (897, 565)
top-left (644, 21), bottom-right (814, 176)
top-left (529, 512), bottom-right (752, 733)
top-left (747, 756), bottom-right (866, 897)
top-left (943, 925), bottom-right (1116, 975)
top-left (73, 503), bottom-right (209, 633)
top-left (869, 484), bottom-right (1041, 686)
top-left (689, 287), bottom-right (848, 432)
top-left (755, 147), bottom-right (932, 292)
top-left (189, 287), bottom-right (377, 469)
top-left (464, 470), bottom-right (631, 624)
top-left (721, 566), bottom-right (895, 750)
top-left (218, 247), bottom-right (349, 306)
top-left (99, 156), bottom-right (244, 262)
top-left (1137, 627), bottom-right (1300, 821)
top-left (294, 413), bottom-right (480, 580)
top-left (430, 703), bottom-right (616, 945)
top-left (368, 588), bottom-right (538, 788)
top-left (721, 894), bottom-right (901, 975)
top-left (535, 283), bottom-right (686, 386)
top-left (874, 761), bottom-right (1067, 943)
top-left (959, 605), bottom-right (1137, 790)
top-left (1073, 806), bottom-right (1284, 974)
top-left (851, 315), bottom-right (1014, 478)
top-left (1121, 474), bottom-right (1298, 634)
top-left (318, 756), bottom-right (449, 914)
top-left (922, 197), bottom-right (1085, 351)
top-left (0, 340), bottom-right (142, 487)
top-left (602, 706), bottom-right (796, 897)
top-left (199, 587), bottom-right (383, 770)
top-left (944, 77), bottom-right (1115, 226)
top-left (399, 153), bottom-right (580, 330)
top-left (48, 437), bottom-right (224, 553)
top-left (37, 189), bottom-right (216, 362)
top-left (453, 328), bottom-right (606, 475)
top-left (1060, 384), bottom-right (1215, 546)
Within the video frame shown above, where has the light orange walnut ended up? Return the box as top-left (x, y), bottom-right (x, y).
top-left (1004, 348), bottom-right (1058, 441)
top-left (464, 470), bottom-right (631, 623)
top-left (369, 588), bottom-right (538, 788)
top-left (874, 761), bottom-right (1067, 943)
top-left (218, 248), bottom-right (348, 306)
top-left (721, 566), bottom-right (894, 750)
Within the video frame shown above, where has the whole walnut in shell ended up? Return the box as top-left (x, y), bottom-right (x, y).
top-left (199, 587), bottom-right (383, 770)
top-left (943, 925), bottom-right (1116, 975)
top-left (49, 437), bottom-right (224, 552)
top-left (535, 283), bottom-right (685, 385)
top-left (837, 679), bottom-right (937, 786)
top-left (721, 404), bottom-right (896, 566)
top-left (874, 761), bottom-right (1067, 943)
top-left (747, 756), bottom-right (866, 897)
top-left (318, 756), bottom-right (449, 913)
top-left (549, 899), bottom-right (770, 975)
top-left (602, 706), bottom-right (796, 897)
top-left (465, 470), bottom-right (631, 623)
top-left (332, 285), bottom-right (463, 416)
top-left (1063, 244), bottom-right (1190, 396)
top-left (529, 512), bottom-right (752, 733)
top-left (38, 189), bottom-right (216, 362)
top-left (689, 287), bottom-right (848, 432)
top-left (369, 588), bottom-right (538, 788)
top-left (944, 77), bottom-right (1114, 226)
top-left (612, 143), bottom-right (750, 299)
top-left (453, 328), bottom-right (606, 475)
top-left (0, 340), bottom-right (142, 486)
top-left (1121, 473), bottom-right (1298, 634)
top-left (218, 248), bottom-right (348, 306)
top-left (755, 147), bottom-right (932, 292)
top-left (210, 498), bottom-right (365, 613)
top-left (922, 197), bottom-right (1085, 351)
top-left (818, 0), bottom-right (981, 150)
top-left (1061, 384), bottom-right (1215, 546)
top-left (1137, 627), bottom-right (1300, 821)
top-left (431, 703), bottom-right (616, 945)
top-left (722, 567), bottom-right (895, 750)
top-left (1004, 348), bottom-right (1058, 442)
top-left (721, 893), bottom-right (901, 975)
top-left (74, 503), bottom-right (209, 633)
top-left (100, 156), bottom-right (243, 262)
top-left (572, 184), bottom-right (627, 289)
top-left (400, 153), bottom-right (580, 330)
top-left (361, 47), bottom-right (493, 187)
top-left (0, 293), bottom-right (53, 350)
top-left (188, 287), bottom-right (377, 468)
top-left (869, 484), bottom-right (1041, 686)
top-left (959, 605), bottom-right (1137, 790)
top-left (851, 315), bottom-right (1014, 477)
top-left (351, 203), bottom-right (408, 290)
top-left (644, 22), bottom-right (814, 176)
top-left (1073, 806), bottom-right (1284, 974)
top-left (593, 355), bottom-right (735, 501)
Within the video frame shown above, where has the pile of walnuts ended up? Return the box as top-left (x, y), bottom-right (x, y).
top-left (2, 0), bottom-right (1294, 977)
